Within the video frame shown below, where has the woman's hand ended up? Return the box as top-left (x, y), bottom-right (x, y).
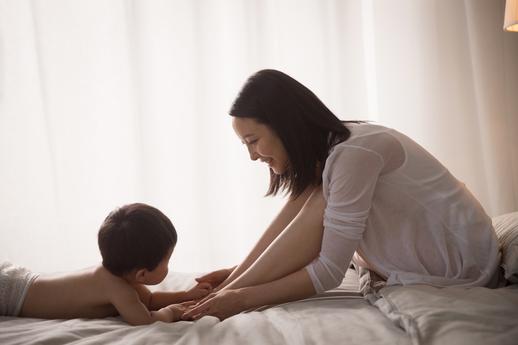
top-left (181, 289), bottom-right (247, 321)
top-left (160, 301), bottom-right (196, 322)
top-left (185, 282), bottom-right (212, 301)
top-left (195, 266), bottom-right (236, 290)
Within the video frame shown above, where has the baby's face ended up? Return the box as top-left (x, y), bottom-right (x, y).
top-left (142, 247), bottom-right (173, 285)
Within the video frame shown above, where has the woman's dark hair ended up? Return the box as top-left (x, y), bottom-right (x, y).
top-left (98, 203), bottom-right (177, 276)
top-left (229, 69), bottom-right (353, 198)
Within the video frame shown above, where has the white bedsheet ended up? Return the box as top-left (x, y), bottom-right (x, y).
top-left (1, 269), bottom-right (516, 345)
top-left (0, 270), bottom-right (408, 345)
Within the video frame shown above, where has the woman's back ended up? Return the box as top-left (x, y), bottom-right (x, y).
top-left (318, 123), bottom-right (500, 288)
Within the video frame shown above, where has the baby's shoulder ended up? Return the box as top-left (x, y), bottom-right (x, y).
top-left (93, 266), bottom-right (134, 296)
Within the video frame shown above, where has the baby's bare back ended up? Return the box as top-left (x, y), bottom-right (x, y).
top-left (20, 265), bottom-right (124, 319)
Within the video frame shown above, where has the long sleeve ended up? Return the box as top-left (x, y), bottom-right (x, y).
top-left (306, 145), bottom-right (384, 293)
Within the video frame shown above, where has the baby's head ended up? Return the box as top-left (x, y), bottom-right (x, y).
top-left (98, 203), bottom-right (177, 284)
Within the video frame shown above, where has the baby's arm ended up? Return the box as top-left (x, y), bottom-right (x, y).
top-left (111, 285), bottom-right (183, 325)
top-left (134, 283), bottom-right (212, 311)
top-left (148, 283), bottom-right (212, 310)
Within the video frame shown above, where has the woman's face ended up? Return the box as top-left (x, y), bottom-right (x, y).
top-left (232, 117), bottom-right (289, 175)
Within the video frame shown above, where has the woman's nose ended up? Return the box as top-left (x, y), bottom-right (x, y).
top-left (247, 146), bottom-right (260, 161)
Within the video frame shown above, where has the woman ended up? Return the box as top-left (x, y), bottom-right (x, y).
top-left (183, 69), bottom-right (500, 321)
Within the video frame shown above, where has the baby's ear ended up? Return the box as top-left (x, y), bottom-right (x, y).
top-left (134, 268), bottom-right (148, 283)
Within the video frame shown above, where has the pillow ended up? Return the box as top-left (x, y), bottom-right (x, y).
top-left (492, 212), bottom-right (518, 283)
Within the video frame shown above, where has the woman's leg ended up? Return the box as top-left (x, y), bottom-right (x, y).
top-left (224, 188), bottom-right (326, 291)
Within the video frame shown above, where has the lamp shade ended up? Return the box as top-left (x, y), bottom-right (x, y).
top-left (504, 0), bottom-right (518, 31)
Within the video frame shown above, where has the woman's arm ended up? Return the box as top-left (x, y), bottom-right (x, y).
top-left (215, 185), bottom-right (316, 290)
top-left (223, 187), bottom-right (325, 290)
top-left (184, 268), bottom-right (315, 320)
top-left (183, 188), bottom-right (326, 320)
top-left (240, 268), bottom-right (314, 309)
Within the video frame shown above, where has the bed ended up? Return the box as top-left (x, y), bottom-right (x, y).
top-left (1, 212), bottom-right (518, 345)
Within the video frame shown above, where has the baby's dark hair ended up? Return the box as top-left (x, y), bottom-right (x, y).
top-left (98, 203), bottom-right (177, 276)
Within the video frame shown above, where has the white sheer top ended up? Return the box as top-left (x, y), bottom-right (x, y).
top-left (306, 123), bottom-right (500, 293)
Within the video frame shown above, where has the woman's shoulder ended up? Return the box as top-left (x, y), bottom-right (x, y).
top-left (326, 123), bottom-right (405, 171)
top-left (332, 122), bottom-right (397, 153)
top-left (345, 122), bottom-right (393, 138)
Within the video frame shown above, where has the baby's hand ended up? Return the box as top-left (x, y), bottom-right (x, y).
top-left (186, 282), bottom-right (212, 301)
top-left (166, 301), bottom-right (196, 322)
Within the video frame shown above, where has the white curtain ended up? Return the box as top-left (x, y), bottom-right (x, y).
top-left (1, 0), bottom-right (517, 274)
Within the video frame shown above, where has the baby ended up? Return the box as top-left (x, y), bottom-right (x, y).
top-left (0, 203), bottom-right (211, 325)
